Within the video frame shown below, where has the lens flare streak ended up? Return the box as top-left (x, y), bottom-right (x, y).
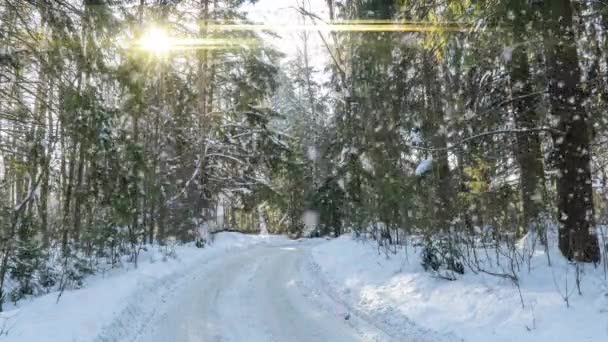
top-left (207, 22), bottom-right (468, 33)
top-left (134, 21), bottom-right (468, 53)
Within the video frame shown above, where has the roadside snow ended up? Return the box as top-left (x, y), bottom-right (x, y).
top-left (311, 235), bottom-right (608, 342)
top-left (0, 233), bottom-right (288, 342)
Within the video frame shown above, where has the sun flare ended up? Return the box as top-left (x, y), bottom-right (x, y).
top-left (132, 21), bottom-right (467, 55)
top-left (136, 27), bottom-right (173, 54)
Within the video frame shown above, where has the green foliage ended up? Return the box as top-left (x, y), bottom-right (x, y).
top-left (9, 241), bottom-right (43, 302)
top-left (421, 239), bottom-right (465, 278)
top-left (311, 180), bottom-right (345, 236)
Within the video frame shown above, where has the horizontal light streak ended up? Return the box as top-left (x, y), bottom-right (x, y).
top-left (206, 23), bottom-right (467, 33)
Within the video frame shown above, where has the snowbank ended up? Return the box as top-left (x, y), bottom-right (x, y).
top-left (311, 235), bottom-right (608, 342)
top-left (0, 233), bottom-right (288, 342)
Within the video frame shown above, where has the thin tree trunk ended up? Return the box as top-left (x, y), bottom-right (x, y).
top-left (422, 54), bottom-right (452, 232)
top-left (62, 141), bottom-right (76, 255)
top-left (509, 0), bottom-right (546, 240)
top-left (72, 145), bottom-right (85, 244)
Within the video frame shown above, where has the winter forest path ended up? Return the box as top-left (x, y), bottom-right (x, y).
top-left (135, 241), bottom-right (391, 342)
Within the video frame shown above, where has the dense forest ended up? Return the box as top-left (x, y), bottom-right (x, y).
top-left (1, 0), bottom-right (608, 310)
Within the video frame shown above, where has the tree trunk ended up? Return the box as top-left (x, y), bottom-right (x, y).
top-left (542, 0), bottom-right (600, 262)
top-left (509, 0), bottom-right (546, 239)
top-left (72, 145), bottom-right (85, 244)
top-left (62, 141), bottom-right (76, 255)
top-left (422, 54), bottom-right (452, 232)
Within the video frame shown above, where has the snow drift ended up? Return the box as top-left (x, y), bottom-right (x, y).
top-left (311, 234), bottom-right (608, 342)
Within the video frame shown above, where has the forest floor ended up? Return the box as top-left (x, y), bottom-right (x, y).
top-left (1, 233), bottom-right (607, 342)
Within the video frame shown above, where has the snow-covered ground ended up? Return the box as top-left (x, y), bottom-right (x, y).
top-left (0, 232), bottom-right (431, 342)
top-left (3, 231), bottom-right (607, 342)
top-left (311, 235), bottom-right (608, 342)
top-left (0, 233), bottom-right (288, 342)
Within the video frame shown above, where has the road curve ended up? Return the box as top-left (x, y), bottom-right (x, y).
top-left (137, 243), bottom-right (373, 342)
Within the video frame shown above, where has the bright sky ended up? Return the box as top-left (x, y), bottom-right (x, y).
top-left (243, 0), bottom-right (329, 68)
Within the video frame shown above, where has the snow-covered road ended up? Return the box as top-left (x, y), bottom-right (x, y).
top-left (136, 242), bottom-right (389, 342)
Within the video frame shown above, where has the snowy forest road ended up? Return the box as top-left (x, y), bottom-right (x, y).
top-left (135, 242), bottom-right (391, 342)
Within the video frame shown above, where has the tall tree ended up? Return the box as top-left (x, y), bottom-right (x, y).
top-left (505, 0), bottom-right (547, 238)
top-left (541, 0), bottom-right (600, 262)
